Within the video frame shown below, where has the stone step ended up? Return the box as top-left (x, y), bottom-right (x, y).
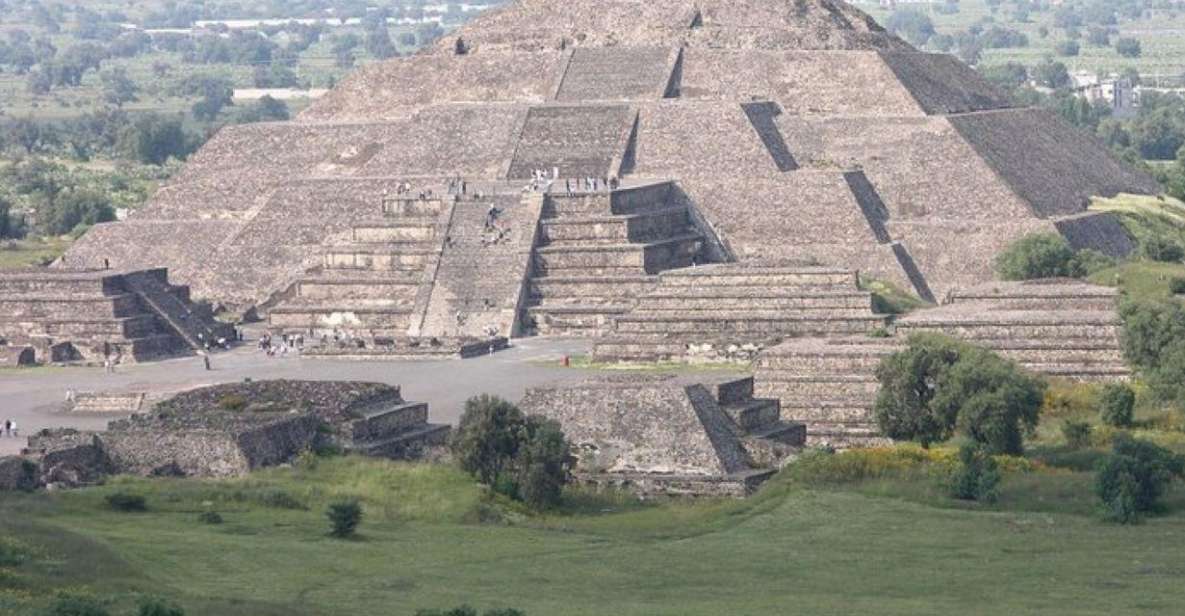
top-left (1024, 363), bottom-right (1132, 381)
top-left (323, 246), bottom-right (434, 271)
top-left (526, 304), bottom-right (629, 336)
top-left (296, 271), bottom-right (422, 301)
top-left (351, 221), bottom-right (438, 243)
top-left (124, 333), bottom-right (193, 362)
top-left (778, 399), bottom-right (876, 424)
top-left (350, 423), bottom-right (451, 460)
top-left (540, 207), bottom-right (691, 245)
top-left (529, 275), bottom-right (657, 300)
top-left (657, 266), bottom-right (858, 288)
top-left (380, 198), bottom-right (448, 217)
top-left (0, 314), bottom-right (162, 339)
top-left (755, 375), bottom-right (881, 401)
top-left (722, 399), bottom-right (780, 431)
top-left (611, 313), bottom-right (886, 336)
top-left (533, 234), bottom-right (702, 274)
top-left (544, 182), bottom-right (673, 218)
top-left (0, 273), bottom-right (124, 297)
top-left (713, 377), bottom-right (755, 406)
top-left (268, 305), bottom-right (415, 331)
top-left (349, 401), bottom-right (429, 442)
top-left (897, 322), bottom-right (1122, 341)
top-left (747, 421), bottom-right (808, 447)
top-left (805, 423), bottom-right (891, 449)
top-left (634, 290), bottom-right (873, 311)
top-left (0, 293), bottom-right (145, 320)
top-left (71, 392), bottom-right (146, 413)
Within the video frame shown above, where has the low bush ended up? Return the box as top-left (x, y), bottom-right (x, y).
top-left (995, 233), bottom-right (1080, 279)
top-left (105, 492), bottom-right (147, 512)
top-left (1062, 421), bottom-right (1093, 449)
top-left (416, 607), bottom-right (525, 616)
top-left (253, 489), bottom-right (306, 510)
top-left (1171, 276), bottom-right (1185, 295)
top-left (0, 537), bottom-right (34, 567)
top-left (949, 442), bottom-right (1001, 503)
top-left (46, 595), bottom-right (110, 616)
top-left (1141, 236), bottom-right (1184, 263)
top-left (1095, 436), bottom-right (1185, 523)
top-left (327, 499), bottom-right (363, 538)
top-left (1099, 383), bottom-right (1135, 428)
top-left (217, 394), bottom-right (247, 412)
top-left (137, 597), bottom-right (185, 616)
top-left (197, 511), bottom-right (223, 525)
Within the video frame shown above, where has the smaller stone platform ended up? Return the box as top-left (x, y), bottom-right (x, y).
top-left (300, 336), bottom-right (510, 360)
top-left (520, 374), bottom-right (805, 497)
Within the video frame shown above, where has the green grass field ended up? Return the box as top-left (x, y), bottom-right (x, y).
top-left (3, 440), bottom-right (1185, 616)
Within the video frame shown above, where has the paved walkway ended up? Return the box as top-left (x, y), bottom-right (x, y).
top-left (0, 338), bottom-right (593, 456)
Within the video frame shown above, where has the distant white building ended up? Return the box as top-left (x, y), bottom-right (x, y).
top-left (1071, 71), bottom-right (1139, 119)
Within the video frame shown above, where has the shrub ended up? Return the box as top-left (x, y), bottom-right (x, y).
top-left (1055, 40), bottom-right (1080, 56)
top-left (46, 595), bottom-right (110, 616)
top-left (995, 233), bottom-right (1080, 280)
top-left (1147, 340), bottom-right (1185, 411)
top-left (327, 500), bottom-right (363, 538)
top-left (1099, 383), bottom-right (1136, 428)
top-left (105, 492), bottom-right (147, 512)
top-left (217, 394), bottom-right (247, 412)
top-left (197, 511), bottom-right (223, 525)
top-left (1062, 420), bottom-right (1093, 449)
top-left (416, 608), bottom-right (525, 616)
top-left (1096, 436), bottom-right (1185, 523)
top-left (949, 442), bottom-right (1002, 502)
top-left (254, 489), bottom-right (306, 510)
top-left (137, 598), bottom-right (185, 616)
top-left (1073, 249), bottom-right (1115, 276)
top-left (451, 395), bottom-right (526, 485)
top-left (1115, 37), bottom-right (1141, 58)
top-left (1171, 277), bottom-right (1185, 295)
top-left (1141, 236), bottom-right (1184, 263)
top-left (0, 537), bottom-right (33, 567)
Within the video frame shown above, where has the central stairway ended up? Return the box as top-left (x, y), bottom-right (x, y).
top-left (524, 181), bottom-right (704, 336)
top-left (268, 196), bottom-right (449, 337)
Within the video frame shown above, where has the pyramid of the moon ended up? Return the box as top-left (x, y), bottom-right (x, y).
top-left (66, 0), bottom-right (1157, 329)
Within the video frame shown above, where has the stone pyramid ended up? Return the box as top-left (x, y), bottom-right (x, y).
top-left (66, 0), bottom-right (1157, 322)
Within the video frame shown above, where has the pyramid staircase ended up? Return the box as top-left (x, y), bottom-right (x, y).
top-left (268, 196), bottom-right (450, 337)
top-left (524, 181), bottom-right (704, 336)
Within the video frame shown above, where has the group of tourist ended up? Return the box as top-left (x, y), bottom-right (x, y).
top-left (2, 419), bottom-right (17, 438)
top-left (257, 332), bottom-right (303, 357)
top-left (564, 176), bottom-right (619, 195)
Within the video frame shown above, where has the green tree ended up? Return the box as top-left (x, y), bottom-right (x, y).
top-left (452, 395), bottom-right (525, 485)
top-left (514, 416), bottom-right (573, 510)
top-left (1118, 300), bottom-right (1185, 370)
top-left (100, 67), bottom-right (139, 108)
top-left (37, 188), bottom-right (115, 235)
top-left (46, 595), bottom-right (110, 616)
top-left (949, 442), bottom-right (1001, 502)
top-left (1115, 37), bottom-right (1142, 58)
top-left (995, 233), bottom-right (1081, 280)
top-left (1099, 383), bottom-right (1136, 427)
top-left (1147, 341), bottom-right (1185, 411)
top-left (874, 334), bottom-right (968, 448)
top-left (138, 597), bottom-right (185, 616)
top-left (118, 113), bottom-right (193, 165)
top-left (885, 9), bottom-right (936, 46)
top-left (934, 348), bottom-right (1045, 455)
top-left (1055, 40), bottom-right (1080, 56)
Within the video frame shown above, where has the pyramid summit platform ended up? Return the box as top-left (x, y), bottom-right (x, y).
top-left (64, 0), bottom-right (1157, 345)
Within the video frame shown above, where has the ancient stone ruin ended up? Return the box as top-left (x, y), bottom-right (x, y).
top-left (754, 279), bottom-right (1130, 448)
top-left (3, 380), bottom-right (447, 489)
top-left (56, 0), bottom-right (1154, 359)
top-left (0, 268), bottom-right (233, 365)
top-left (520, 375), bottom-right (805, 496)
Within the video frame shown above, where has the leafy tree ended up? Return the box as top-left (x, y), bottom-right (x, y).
top-left (1147, 341), bottom-right (1185, 411)
top-left (995, 233), bottom-right (1081, 279)
top-left (452, 395), bottom-right (526, 485)
top-left (252, 63), bottom-right (301, 89)
top-left (876, 335), bottom-right (1045, 454)
top-left (515, 416), bottom-right (573, 510)
top-left (1096, 436), bottom-right (1185, 523)
top-left (886, 9), bottom-right (936, 46)
top-left (874, 334), bottom-right (968, 448)
top-left (1115, 37), bottom-right (1142, 58)
top-left (1032, 57), bottom-right (1071, 89)
top-left (234, 96), bottom-right (290, 124)
top-left (398, 32), bottom-right (417, 47)
top-left (933, 348), bottom-right (1045, 455)
top-left (100, 67), bottom-right (139, 108)
top-left (327, 500), bottom-right (362, 538)
top-left (980, 62), bottom-right (1029, 89)
top-left (118, 113), bottom-right (194, 165)
top-left (1099, 383), bottom-right (1136, 428)
top-left (1118, 299), bottom-right (1185, 370)
top-left (0, 197), bottom-right (15, 239)
top-left (38, 188), bottom-right (116, 235)
top-left (1055, 40), bottom-right (1080, 57)
top-left (1086, 26), bottom-right (1111, 47)
top-left (365, 25), bottom-right (398, 59)
top-left (1062, 420), bottom-right (1093, 449)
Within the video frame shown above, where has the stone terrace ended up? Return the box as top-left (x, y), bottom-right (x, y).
top-left (896, 279), bottom-right (1130, 381)
top-left (0, 268), bottom-right (229, 365)
top-left (594, 263), bottom-right (889, 363)
top-left (520, 374), bottom-right (805, 497)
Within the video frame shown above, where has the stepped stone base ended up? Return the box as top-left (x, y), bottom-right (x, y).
top-left (302, 336), bottom-right (510, 360)
top-left (521, 374), bottom-right (803, 497)
top-left (0, 267), bottom-right (228, 365)
top-left (69, 393), bottom-right (147, 414)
